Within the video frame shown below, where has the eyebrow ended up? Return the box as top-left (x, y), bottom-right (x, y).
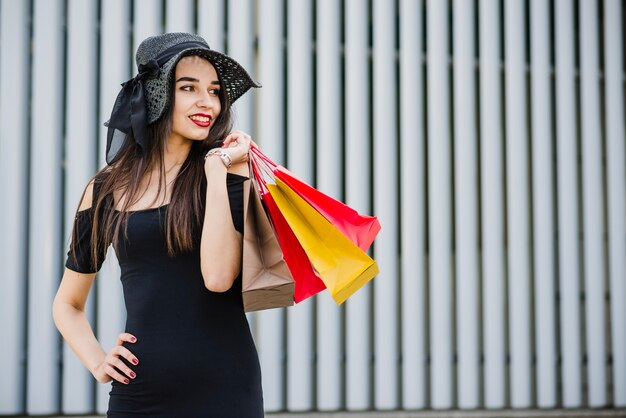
top-left (176, 76), bottom-right (220, 85)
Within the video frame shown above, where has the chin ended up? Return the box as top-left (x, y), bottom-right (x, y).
top-left (188, 136), bottom-right (209, 142)
top-left (185, 129), bottom-right (211, 141)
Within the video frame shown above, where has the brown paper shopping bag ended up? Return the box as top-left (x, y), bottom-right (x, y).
top-left (242, 178), bottom-right (295, 312)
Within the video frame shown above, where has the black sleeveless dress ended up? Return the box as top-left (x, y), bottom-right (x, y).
top-left (65, 173), bottom-right (264, 417)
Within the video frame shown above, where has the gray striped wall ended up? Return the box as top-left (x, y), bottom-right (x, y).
top-left (0, 0), bottom-right (625, 415)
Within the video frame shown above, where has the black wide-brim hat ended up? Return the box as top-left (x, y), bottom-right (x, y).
top-left (105, 32), bottom-right (260, 165)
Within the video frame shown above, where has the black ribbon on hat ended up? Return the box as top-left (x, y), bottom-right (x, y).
top-left (106, 60), bottom-right (160, 160)
top-left (105, 41), bottom-right (211, 165)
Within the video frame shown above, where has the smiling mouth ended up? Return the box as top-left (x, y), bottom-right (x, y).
top-left (189, 115), bottom-right (211, 127)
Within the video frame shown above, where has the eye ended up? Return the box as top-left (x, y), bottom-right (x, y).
top-left (180, 85), bottom-right (194, 92)
top-left (209, 88), bottom-right (220, 96)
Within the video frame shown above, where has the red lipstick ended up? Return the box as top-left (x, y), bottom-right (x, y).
top-left (189, 113), bottom-right (212, 127)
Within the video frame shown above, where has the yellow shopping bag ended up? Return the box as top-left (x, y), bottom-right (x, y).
top-left (266, 178), bottom-right (379, 304)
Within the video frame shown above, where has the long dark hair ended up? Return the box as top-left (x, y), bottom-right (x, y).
top-left (72, 55), bottom-right (233, 268)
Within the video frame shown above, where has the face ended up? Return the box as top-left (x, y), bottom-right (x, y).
top-left (170, 55), bottom-right (222, 142)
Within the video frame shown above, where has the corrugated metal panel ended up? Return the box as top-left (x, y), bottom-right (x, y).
top-left (0, 0), bottom-right (30, 414)
top-left (0, 0), bottom-right (624, 415)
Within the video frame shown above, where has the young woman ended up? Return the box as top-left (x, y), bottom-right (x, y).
top-left (52, 32), bottom-right (263, 417)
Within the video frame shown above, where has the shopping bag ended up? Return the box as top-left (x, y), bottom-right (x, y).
top-left (275, 167), bottom-right (380, 251)
top-left (251, 146), bottom-right (381, 251)
top-left (267, 178), bottom-right (379, 305)
top-left (242, 178), bottom-right (295, 312)
top-left (261, 191), bottom-right (327, 303)
top-left (248, 154), bottom-right (326, 303)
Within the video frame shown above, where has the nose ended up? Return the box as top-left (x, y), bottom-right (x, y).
top-left (197, 90), bottom-right (218, 109)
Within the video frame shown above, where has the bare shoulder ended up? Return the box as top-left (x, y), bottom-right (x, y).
top-left (77, 180), bottom-right (96, 211)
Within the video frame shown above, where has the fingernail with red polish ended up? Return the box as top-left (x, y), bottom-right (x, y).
top-left (130, 336), bottom-right (137, 342)
top-left (130, 372), bottom-right (136, 379)
top-left (132, 358), bottom-right (138, 365)
top-left (124, 378), bottom-right (129, 384)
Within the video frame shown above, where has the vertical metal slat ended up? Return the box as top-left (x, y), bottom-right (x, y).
top-left (0, 0), bottom-right (30, 414)
top-left (373, 0), bottom-right (400, 409)
top-left (579, 0), bottom-right (607, 407)
top-left (286, 0), bottom-right (314, 410)
top-left (504, 0), bottom-right (532, 407)
top-left (479, 0), bottom-right (507, 408)
top-left (198, 0), bottom-right (225, 51)
top-left (604, 0), bottom-right (626, 407)
top-left (453, 0), bottom-right (480, 408)
top-left (165, 0), bottom-right (193, 33)
top-left (427, 0), bottom-right (453, 409)
top-left (26, 0), bottom-right (65, 413)
top-left (62, 0), bottom-right (98, 413)
top-left (554, 0), bottom-right (582, 407)
top-left (226, 0), bottom-right (257, 340)
top-left (399, 0), bottom-right (427, 409)
top-left (316, 0), bottom-right (343, 410)
top-left (133, 0), bottom-right (164, 74)
top-left (227, 0), bottom-right (255, 134)
top-left (345, 0), bottom-right (374, 410)
top-left (530, 0), bottom-right (557, 407)
top-left (96, 0), bottom-right (130, 412)
top-left (256, 0), bottom-right (286, 410)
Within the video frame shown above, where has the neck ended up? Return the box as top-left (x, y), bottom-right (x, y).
top-left (162, 134), bottom-right (192, 169)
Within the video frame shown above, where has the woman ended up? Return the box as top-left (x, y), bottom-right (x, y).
top-left (52, 32), bottom-right (263, 417)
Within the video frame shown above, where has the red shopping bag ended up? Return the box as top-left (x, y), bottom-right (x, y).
top-left (250, 157), bottom-right (326, 303)
top-left (251, 146), bottom-right (381, 251)
top-left (262, 192), bottom-right (327, 302)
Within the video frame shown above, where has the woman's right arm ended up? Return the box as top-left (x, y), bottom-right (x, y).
top-left (53, 269), bottom-right (138, 384)
top-left (53, 269), bottom-right (104, 380)
top-left (52, 181), bottom-right (138, 385)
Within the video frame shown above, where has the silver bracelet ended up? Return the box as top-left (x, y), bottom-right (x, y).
top-left (205, 149), bottom-right (232, 169)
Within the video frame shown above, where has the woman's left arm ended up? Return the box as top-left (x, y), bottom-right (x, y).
top-left (200, 131), bottom-right (251, 292)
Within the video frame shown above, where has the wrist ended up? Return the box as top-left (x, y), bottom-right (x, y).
top-left (88, 358), bottom-right (103, 377)
top-left (205, 149), bottom-right (232, 169)
top-left (204, 154), bottom-right (228, 177)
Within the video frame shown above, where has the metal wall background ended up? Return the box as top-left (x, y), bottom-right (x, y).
top-left (0, 0), bottom-right (624, 415)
